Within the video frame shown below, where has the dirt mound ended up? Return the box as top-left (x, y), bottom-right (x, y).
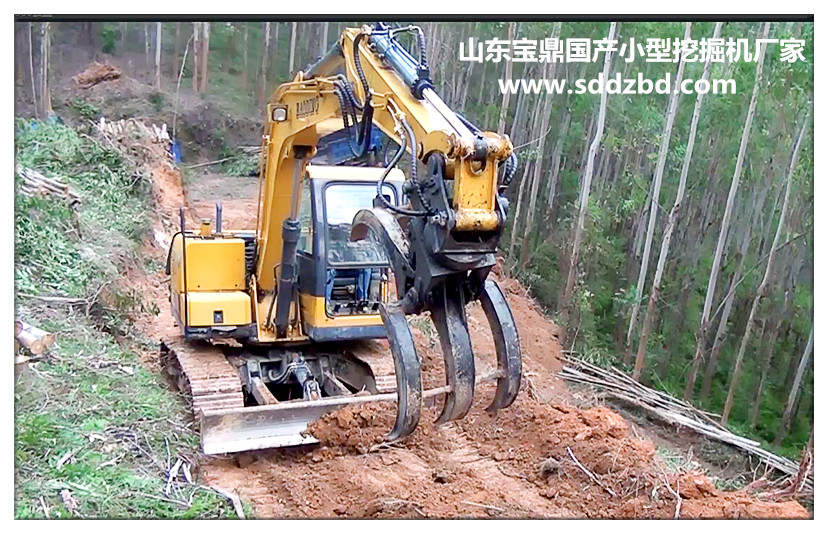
top-left (303, 394), bottom-right (807, 518)
top-left (72, 62), bottom-right (122, 88)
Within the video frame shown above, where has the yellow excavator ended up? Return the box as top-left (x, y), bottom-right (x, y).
top-left (163, 23), bottom-right (522, 454)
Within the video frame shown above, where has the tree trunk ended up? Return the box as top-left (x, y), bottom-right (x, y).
top-left (775, 325), bottom-right (813, 445)
top-left (749, 315), bottom-right (781, 428)
top-left (40, 22), bottom-right (52, 118)
top-left (242, 23), bottom-right (249, 91)
top-left (120, 22), bottom-right (127, 53)
top-left (631, 22), bottom-right (695, 381)
top-left (154, 22), bottom-right (162, 90)
top-left (288, 21), bottom-right (298, 75)
top-left (225, 23), bottom-right (236, 73)
top-left (199, 23), bottom-right (210, 94)
top-left (506, 107), bottom-right (538, 264)
top-left (172, 32), bottom-right (193, 140)
top-left (191, 23), bottom-right (200, 92)
top-left (259, 22), bottom-right (271, 111)
top-left (477, 60), bottom-right (488, 107)
top-left (700, 178), bottom-right (770, 400)
top-left (496, 22), bottom-right (517, 135)
top-left (721, 105), bottom-right (809, 425)
top-left (561, 22), bottom-right (617, 330)
top-left (509, 67), bottom-right (531, 145)
top-left (172, 23), bottom-right (181, 79)
top-left (519, 24), bottom-right (560, 268)
top-left (544, 110), bottom-right (570, 225)
top-left (28, 22), bottom-right (38, 117)
top-left (320, 21), bottom-right (330, 57)
top-left (144, 23), bottom-right (150, 69)
top-left (628, 24), bottom-right (692, 375)
top-left (684, 22), bottom-right (769, 400)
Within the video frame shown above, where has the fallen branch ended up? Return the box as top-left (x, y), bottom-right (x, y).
top-left (209, 485), bottom-right (245, 519)
top-left (164, 458), bottom-right (183, 496)
top-left (566, 446), bottom-right (616, 497)
top-left (461, 500), bottom-right (505, 513)
top-left (558, 355), bottom-right (813, 494)
top-left (183, 156), bottom-right (235, 170)
top-left (656, 463), bottom-right (682, 519)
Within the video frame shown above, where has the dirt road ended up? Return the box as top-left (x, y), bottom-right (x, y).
top-left (137, 166), bottom-right (808, 519)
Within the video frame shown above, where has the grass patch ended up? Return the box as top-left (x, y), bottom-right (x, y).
top-left (15, 326), bottom-right (233, 518)
top-left (14, 119), bottom-right (237, 518)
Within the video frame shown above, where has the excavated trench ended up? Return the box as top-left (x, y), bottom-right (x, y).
top-left (133, 157), bottom-right (808, 519)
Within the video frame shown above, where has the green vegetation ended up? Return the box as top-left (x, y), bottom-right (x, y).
top-left (14, 120), bottom-right (236, 518)
top-left (71, 98), bottom-right (102, 121)
top-left (219, 153), bottom-right (259, 177)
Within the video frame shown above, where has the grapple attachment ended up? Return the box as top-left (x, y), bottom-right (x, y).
top-left (351, 198), bottom-right (522, 442)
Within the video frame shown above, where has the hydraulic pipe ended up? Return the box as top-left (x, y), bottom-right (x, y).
top-left (273, 157), bottom-right (307, 337)
top-left (368, 30), bottom-right (433, 98)
top-left (304, 40), bottom-right (345, 78)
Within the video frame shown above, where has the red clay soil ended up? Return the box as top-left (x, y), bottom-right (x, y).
top-left (136, 162), bottom-right (808, 519)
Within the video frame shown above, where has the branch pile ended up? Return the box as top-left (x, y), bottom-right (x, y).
top-left (558, 354), bottom-right (813, 494)
top-left (17, 164), bottom-right (80, 204)
top-left (72, 62), bottom-right (122, 88)
top-left (94, 117), bottom-right (172, 168)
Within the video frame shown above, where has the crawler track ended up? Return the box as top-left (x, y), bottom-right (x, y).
top-left (161, 339), bottom-right (245, 415)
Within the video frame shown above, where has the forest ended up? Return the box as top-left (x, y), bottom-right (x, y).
top-left (15, 19), bottom-right (813, 461)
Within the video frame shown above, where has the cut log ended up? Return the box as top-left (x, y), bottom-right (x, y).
top-left (15, 320), bottom-right (56, 355)
top-left (16, 164), bottom-right (80, 202)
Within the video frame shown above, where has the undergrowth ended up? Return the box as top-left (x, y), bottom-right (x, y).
top-left (14, 119), bottom-right (236, 518)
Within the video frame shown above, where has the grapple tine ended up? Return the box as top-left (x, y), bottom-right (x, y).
top-left (479, 279), bottom-right (522, 412)
top-left (431, 280), bottom-right (476, 425)
top-left (379, 302), bottom-right (422, 441)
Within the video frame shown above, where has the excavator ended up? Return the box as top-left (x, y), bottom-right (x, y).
top-left (163, 23), bottom-right (522, 454)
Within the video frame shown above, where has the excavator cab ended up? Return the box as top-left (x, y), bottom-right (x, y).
top-left (295, 164), bottom-right (405, 342)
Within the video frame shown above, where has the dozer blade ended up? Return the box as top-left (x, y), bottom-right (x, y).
top-left (479, 279), bottom-right (522, 412)
top-left (199, 302), bottom-right (424, 453)
top-left (200, 404), bottom-right (325, 455)
top-left (380, 302), bottom-right (423, 441)
top-left (431, 277), bottom-right (476, 425)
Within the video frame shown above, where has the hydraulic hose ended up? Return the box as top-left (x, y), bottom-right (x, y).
top-left (400, 117), bottom-right (435, 216)
top-left (376, 129), bottom-right (433, 218)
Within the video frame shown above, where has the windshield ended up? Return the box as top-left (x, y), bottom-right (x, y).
top-left (325, 183), bottom-right (396, 266)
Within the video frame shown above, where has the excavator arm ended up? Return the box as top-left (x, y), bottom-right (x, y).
top-left (256, 23), bottom-right (521, 441)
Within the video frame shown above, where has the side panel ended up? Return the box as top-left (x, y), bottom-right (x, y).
top-left (168, 234), bottom-right (253, 331)
top-left (170, 236), bottom-right (247, 292)
top-left (179, 291), bottom-right (252, 327)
